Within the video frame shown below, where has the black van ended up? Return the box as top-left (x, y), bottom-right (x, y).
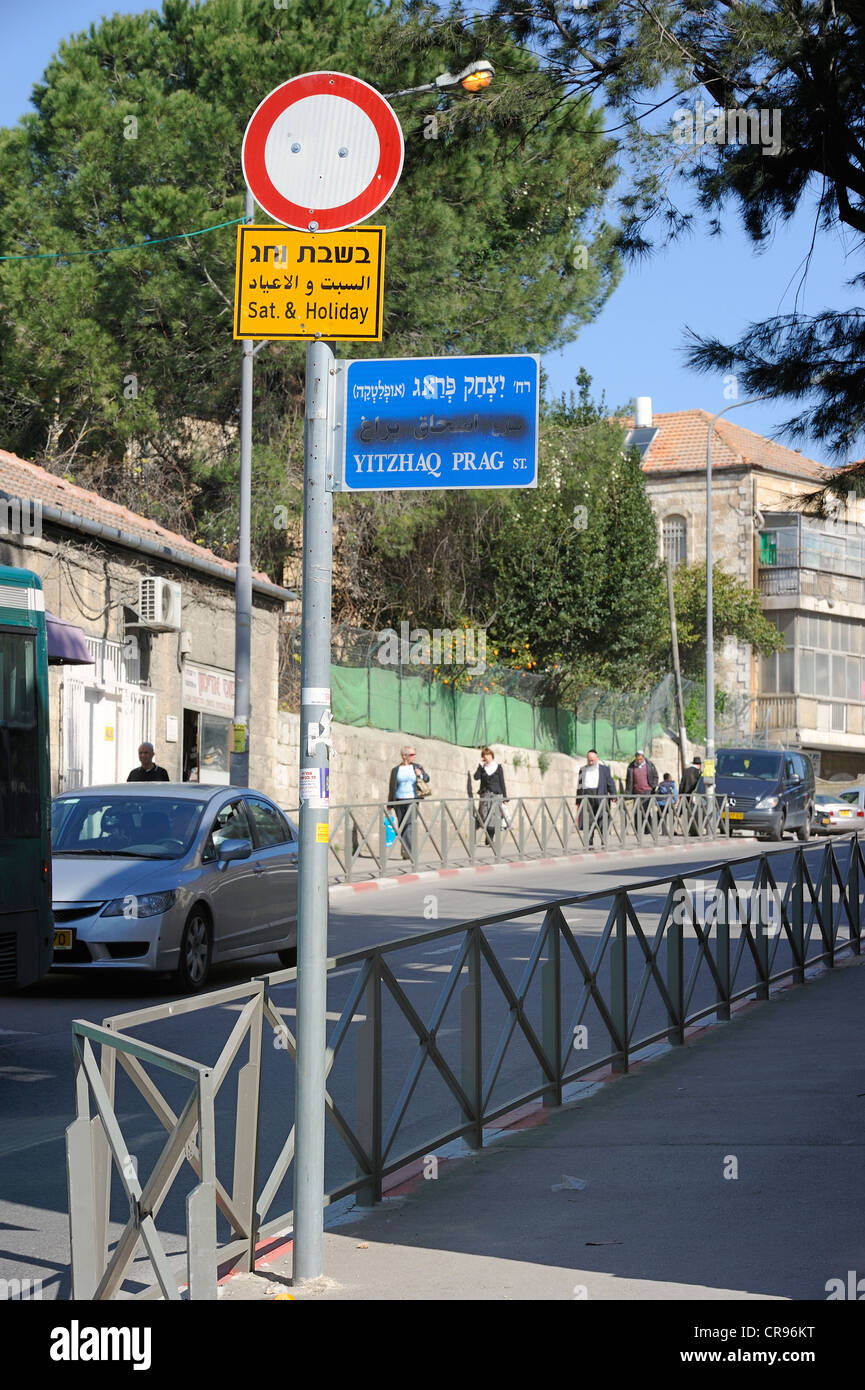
top-left (715, 748), bottom-right (815, 841)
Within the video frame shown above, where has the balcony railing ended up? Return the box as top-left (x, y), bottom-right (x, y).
top-left (754, 695), bottom-right (797, 731)
top-left (758, 567), bottom-right (865, 606)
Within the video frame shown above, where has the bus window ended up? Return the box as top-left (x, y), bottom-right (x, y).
top-left (0, 566), bottom-right (52, 990)
top-left (0, 631), bottom-right (40, 840)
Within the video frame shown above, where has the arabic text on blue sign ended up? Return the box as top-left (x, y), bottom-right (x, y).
top-left (337, 354), bottom-right (538, 490)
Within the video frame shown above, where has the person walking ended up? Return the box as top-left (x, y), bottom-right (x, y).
top-left (387, 745), bottom-right (430, 860)
top-left (474, 747), bottom-right (508, 848)
top-left (625, 749), bottom-right (658, 835)
top-left (576, 749), bottom-right (616, 845)
top-left (127, 742), bottom-right (170, 782)
top-left (679, 756), bottom-right (704, 796)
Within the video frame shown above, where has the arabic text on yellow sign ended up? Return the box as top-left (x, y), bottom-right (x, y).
top-left (234, 225), bottom-right (385, 341)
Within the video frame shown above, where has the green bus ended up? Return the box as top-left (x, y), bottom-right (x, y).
top-left (0, 566), bottom-right (53, 988)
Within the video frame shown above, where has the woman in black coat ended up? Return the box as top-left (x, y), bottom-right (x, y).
top-left (474, 746), bottom-right (507, 846)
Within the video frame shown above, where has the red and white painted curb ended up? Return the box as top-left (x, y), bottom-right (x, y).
top-left (329, 836), bottom-right (752, 898)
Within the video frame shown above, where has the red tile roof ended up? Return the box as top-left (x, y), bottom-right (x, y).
top-left (0, 448), bottom-right (272, 585)
top-left (635, 410), bottom-right (828, 482)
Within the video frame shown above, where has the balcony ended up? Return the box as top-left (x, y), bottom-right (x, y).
top-left (758, 567), bottom-right (865, 606)
top-left (754, 695), bottom-right (798, 732)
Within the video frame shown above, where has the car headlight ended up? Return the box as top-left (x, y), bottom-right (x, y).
top-left (103, 890), bottom-right (177, 919)
top-left (754, 795), bottom-right (779, 810)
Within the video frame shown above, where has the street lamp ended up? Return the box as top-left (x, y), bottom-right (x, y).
top-left (705, 395), bottom-right (773, 802)
top-left (385, 60), bottom-right (495, 100)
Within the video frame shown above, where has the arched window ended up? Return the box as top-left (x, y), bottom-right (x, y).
top-left (663, 515), bottom-right (687, 568)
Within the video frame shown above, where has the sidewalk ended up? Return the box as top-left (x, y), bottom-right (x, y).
top-left (221, 950), bottom-right (865, 1301)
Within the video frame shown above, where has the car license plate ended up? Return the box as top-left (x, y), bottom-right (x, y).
top-left (728, 811), bottom-right (744, 820)
top-left (840, 809), bottom-right (851, 816)
top-left (53, 929), bottom-right (74, 950)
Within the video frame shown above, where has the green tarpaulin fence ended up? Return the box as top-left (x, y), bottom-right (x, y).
top-left (330, 664), bottom-right (670, 761)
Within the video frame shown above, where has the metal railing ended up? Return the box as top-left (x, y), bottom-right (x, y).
top-left (309, 793), bottom-right (730, 882)
top-left (67, 834), bottom-right (863, 1300)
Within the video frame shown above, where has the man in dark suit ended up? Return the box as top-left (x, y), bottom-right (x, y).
top-left (577, 749), bottom-right (617, 846)
top-left (679, 756), bottom-right (703, 795)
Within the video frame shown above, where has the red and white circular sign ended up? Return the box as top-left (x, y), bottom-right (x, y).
top-left (242, 71), bottom-right (405, 232)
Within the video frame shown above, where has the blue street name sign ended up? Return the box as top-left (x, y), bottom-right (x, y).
top-left (332, 353), bottom-right (539, 491)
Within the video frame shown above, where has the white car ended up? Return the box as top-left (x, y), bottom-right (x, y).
top-left (812, 793), bottom-right (865, 834)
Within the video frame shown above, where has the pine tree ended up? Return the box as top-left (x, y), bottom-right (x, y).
top-left (0, 0), bottom-right (620, 575)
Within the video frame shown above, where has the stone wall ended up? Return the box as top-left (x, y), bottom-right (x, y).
top-left (274, 712), bottom-right (696, 810)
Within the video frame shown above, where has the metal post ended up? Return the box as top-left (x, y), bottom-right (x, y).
top-left (541, 910), bottom-right (562, 1106)
top-left (666, 909), bottom-right (684, 1045)
top-left (611, 892), bottom-right (629, 1072)
top-left (231, 189), bottom-right (255, 786)
top-left (293, 340), bottom-right (334, 1284)
top-left (460, 930), bottom-right (484, 1148)
top-left (705, 395), bottom-right (770, 804)
top-left (666, 556), bottom-right (688, 777)
top-left (716, 865), bottom-right (732, 1020)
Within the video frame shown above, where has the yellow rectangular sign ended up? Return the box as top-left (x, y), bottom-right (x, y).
top-left (234, 224), bottom-right (385, 341)
top-left (315, 822), bottom-right (329, 844)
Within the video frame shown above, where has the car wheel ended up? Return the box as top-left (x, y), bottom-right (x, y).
top-left (176, 909), bottom-right (211, 993)
top-left (796, 809), bottom-right (812, 842)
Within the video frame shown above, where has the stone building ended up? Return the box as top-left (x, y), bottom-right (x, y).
top-left (0, 449), bottom-right (293, 798)
top-left (632, 404), bottom-right (865, 777)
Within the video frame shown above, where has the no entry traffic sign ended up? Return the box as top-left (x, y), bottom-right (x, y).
top-left (242, 71), bottom-right (405, 232)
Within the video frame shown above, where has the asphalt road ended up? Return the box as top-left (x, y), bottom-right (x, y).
top-left (0, 833), bottom-right (855, 1299)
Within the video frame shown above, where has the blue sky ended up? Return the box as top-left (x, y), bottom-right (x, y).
top-left (3, 1), bottom-right (859, 466)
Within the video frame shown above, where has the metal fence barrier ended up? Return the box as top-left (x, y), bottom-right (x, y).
top-left (306, 793), bottom-right (731, 883)
top-left (67, 833), bottom-right (863, 1299)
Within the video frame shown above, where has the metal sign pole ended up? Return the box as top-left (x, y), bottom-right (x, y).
top-left (293, 339), bottom-right (334, 1283)
top-left (230, 188), bottom-right (255, 785)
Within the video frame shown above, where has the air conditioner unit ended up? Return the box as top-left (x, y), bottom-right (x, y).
top-left (138, 577), bottom-right (182, 632)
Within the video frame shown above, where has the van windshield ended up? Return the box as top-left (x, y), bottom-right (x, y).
top-left (716, 751), bottom-right (783, 781)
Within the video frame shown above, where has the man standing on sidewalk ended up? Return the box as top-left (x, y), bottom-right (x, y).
top-left (679, 756), bottom-right (703, 795)
top-left (127, 742), bottom-right (170, 782)
top-left (576, 749), bottom-right (616, 845)
top-left (625, 749), bottom-right (658, 834)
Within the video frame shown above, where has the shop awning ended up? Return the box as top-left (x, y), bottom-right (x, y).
top-left (45, 611), bottom-right (93, 665)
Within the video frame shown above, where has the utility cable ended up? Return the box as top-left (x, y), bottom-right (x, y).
top-left (0, 216), bottom-right (244, 263)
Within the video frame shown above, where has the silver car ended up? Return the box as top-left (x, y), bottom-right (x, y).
top-left (812, 793), bottom-right (865, 834)
top-left (51, 785), bottom-right (298, 991)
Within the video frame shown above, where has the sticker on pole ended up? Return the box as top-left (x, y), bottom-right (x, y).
top-left (242, 72), bottom-right (404, 233)
top-left (300, 767), bottom-right (329, 807)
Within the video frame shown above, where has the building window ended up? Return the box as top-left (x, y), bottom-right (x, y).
top-left (760, 611), bottom-right (795, 694)
top-left (663, 515), bottom-right (687, 568)
top-left (796, 613), bottom-right (865, 701)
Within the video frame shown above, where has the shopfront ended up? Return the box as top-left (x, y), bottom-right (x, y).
top-left (182, 662), bottom-right (235, 784)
